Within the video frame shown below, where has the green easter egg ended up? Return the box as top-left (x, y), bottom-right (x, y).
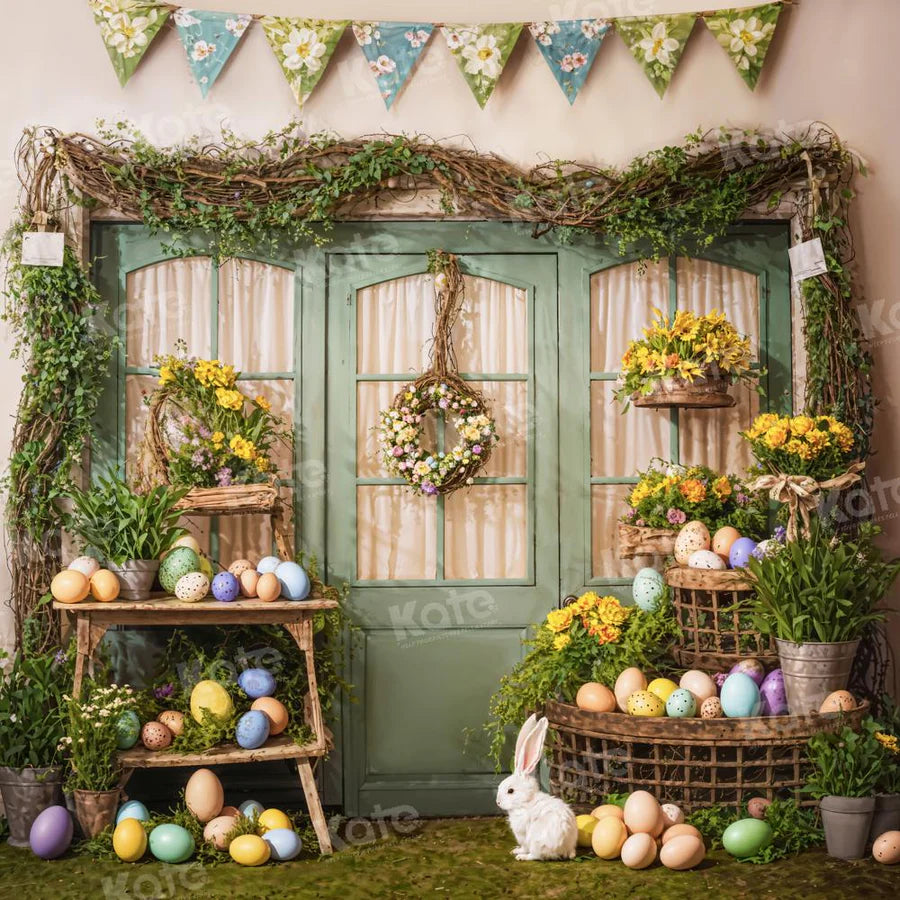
top-left (149, 824), bottom-right (195, 863)
top-left (159, 547), bottom-right (201, 594)
top-left (722, 818), bottom-right (773, 858)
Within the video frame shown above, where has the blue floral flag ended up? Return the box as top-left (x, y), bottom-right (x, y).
top-left (528, 20), bottom-right (610, 104)
top-left (173, 8), bottom-right (252, 97)
top-left (352, 22), bottom-right (433, 109)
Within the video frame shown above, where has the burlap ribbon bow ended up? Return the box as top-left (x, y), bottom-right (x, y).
top-left (746, 461), bottom-right (866, 542)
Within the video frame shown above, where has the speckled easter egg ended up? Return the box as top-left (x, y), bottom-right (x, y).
top-left (175, 572), bottom-right (210, 602)
top-left (688, 549), bottom-right (727, 570)
top-left (212, 572), bottom-right (241, 602)
top-left (632, 567), bottom-right (665, 612)
top-left (240, 569), bottom-right (260, 598)
top-left (820, 690), bottom-right (857, 714)
top-left (141, 721), bottom-right (173, 751)
top-left (115, 710), bottom-right (141, 749)
top-left (256, 555), bottom-right (281, 575)
top-left (752, 539), bottom-right (777, 560)
top-left (661, 803), bottom-right (684, 827)
top-left (158, 709), bottom-right (185, 736)
top-left (674, 521), bottom-right (711, 565)
top-left (235, 710), bottom-right (270, 750)
top-left (748, 797), bottom-right (771, 820)
top-left (160, 547), bottom-right (201, 594)
top-left (68, 556), bottom-right (101, 579)
top-left (228, 559), bottom-right (254, 578)
top-left (712, 526), bottom-right (741, 562)
top-left (873, 831), bottom-right (900, 865)
top-left (665, 688), bottom-right (697, 718)
top-left (700, 696), bottom-right (723, 719)
top-left (627, 690), bottom-right (666, 717)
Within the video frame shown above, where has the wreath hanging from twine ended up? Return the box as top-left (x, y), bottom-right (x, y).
top-left (378, 252), bottom-right (499, 496)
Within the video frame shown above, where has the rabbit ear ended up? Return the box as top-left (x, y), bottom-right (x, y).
top-left (513, 714), bottom-right (538, 773)
top-left (517, 716), bottom-right (549, 775)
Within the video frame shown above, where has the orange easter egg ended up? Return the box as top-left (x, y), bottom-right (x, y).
top-left (51, 570), bottom-right (90, 604)
top-left (256, 572), bottom-right (281, 602)
top-left (90, 569), bottom-right (120, 602)
top-left (712, 526), bottom-right (741, 562)
top-left (240, 569), bottom-right (260, 598)
top-left (251, 697), bottom-right (289, 736)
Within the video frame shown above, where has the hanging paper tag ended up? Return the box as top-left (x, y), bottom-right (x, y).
top-left (21, 232), bottom-right (65, 267)
top-left (788, 238), bottom-right (827, 282)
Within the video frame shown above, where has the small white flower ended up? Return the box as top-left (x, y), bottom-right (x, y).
top-left (191, 40), bottom-right (216, 62)
top-left (638, 21), bottom-right (680, 67)
top-left (282, 28), bottom-right (327, 72)
top-left (225, 15), bottom-right (251, 38)
top-left (173, 9), bottom-right (201, 28)
top-left (461, 34), bottom-right (502, 78)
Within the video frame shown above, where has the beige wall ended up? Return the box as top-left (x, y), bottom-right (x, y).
top-left (2, 1), bottom-right (899, 670)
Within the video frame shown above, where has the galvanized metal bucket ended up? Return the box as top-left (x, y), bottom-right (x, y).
top-left (0, 766), bottom-right (63, 847)
top-left (107, 559), bottom-right (160, 601)
top-left (775, 639), bottom-right (859, 715)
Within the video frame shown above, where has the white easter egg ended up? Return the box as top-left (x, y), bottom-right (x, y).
top-left (688, 549), bottom-right (727, 570)
top-left (175, 572), bottom-right (210, 602)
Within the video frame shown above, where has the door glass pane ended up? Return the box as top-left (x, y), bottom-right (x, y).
top-left (591, 381), bottom-right (668, 477)
top-left (357, 486), bottom-right (436, 580)
top-left (453, 276), bottom-right (527, 373)
top-left (217, 486), bottom-right (293, 565)
top-left (124, 374), bottom-right (156, 479)
top-left (592, 484), bottom-right (663, 578)
top-left (237, 379), bottom-right (295, 478)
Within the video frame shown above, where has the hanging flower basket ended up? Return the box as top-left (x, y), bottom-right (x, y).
top-left (631, 365), bottom-right (737, 409)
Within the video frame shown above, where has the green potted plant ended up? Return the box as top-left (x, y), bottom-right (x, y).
top-left (68, 472), bottom-right (187, 600)
top-left (744, 520), bottom-right (900, 714)
top-left (806, 719), bottom-right (884, 859)
top-left (871, 728), bottom-right (900, 841)
top-left (0, 649), bottom-right (68, 846)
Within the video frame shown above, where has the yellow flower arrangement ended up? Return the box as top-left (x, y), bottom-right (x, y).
top-left (194, 358), bottom-right (236, 390)
top-left (545, 593), bottom-right (632, 651)
top-left (679, 478), bottom-right (707, 504)
top-left (215, 388), bottom-right (244, 411)
top-left (545, 607), bottom-right (574, 634)
top-left (876, 732), bottom-right (900, 755)
top-left (553, 634), bottom-right (571, 651)
top-left (255, 395), bottom-right (272, 412)
top-left (229, 435), bottom-right (257, 461)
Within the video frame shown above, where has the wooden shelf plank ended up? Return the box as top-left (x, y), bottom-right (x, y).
top-left (118, 734), bottom-right (325, 768)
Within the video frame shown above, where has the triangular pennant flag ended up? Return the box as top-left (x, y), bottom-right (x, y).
top-left (87, 0), bottom-right (169, 87)
top-left (261, 17), bottom-right (348, 106)
top-left (442, 24), bottom-right (523, 108)
top-left (352, 22), bottom-right (433, 109)
top-left (173, 9), bottom-right (252, 97)
top-left (529, 20), bottom-right (611, 105)
top-left (615, 14), bottom-right (696, 98)
top-left (704, 4), bottom-right (782, 90)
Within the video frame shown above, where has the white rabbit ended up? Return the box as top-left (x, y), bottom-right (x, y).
top-left (496, 714), bottom-right (577, 861)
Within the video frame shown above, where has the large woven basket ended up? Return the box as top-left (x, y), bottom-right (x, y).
top-left (617, 523), bottom-right (676, 559)
top-left (666, 566), bottom-right (777, 671)
top-left (546, 700), bottom-right (869, 814)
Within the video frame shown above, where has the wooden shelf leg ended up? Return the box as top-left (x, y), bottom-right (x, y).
top-left (284, 621), bottom-right (327, 754)
top-left (73, 616), bottom-right (108, 698)
top-left (297, 757), bottom-right (333, 855)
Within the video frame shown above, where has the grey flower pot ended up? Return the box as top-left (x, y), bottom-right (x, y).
top-left (775, 639), bottom-right (859, 715)
top-left (870, 792), bottom-right (900, 842)
top-left (107, 559), bottom-right (160, 601)
top-left (820, 795), bottom-right (875, 859)
top-left (0, 766), bottom-right (64, 848)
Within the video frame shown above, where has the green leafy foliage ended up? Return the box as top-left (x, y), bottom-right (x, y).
top-left (805, 718), bottom-right (887, 798)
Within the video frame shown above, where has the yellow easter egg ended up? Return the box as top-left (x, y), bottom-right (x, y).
top-left (575, 814), bottom-right (598, 847)
top-left (627, 690), bottom-right (666, 717)
top-left (590, 804), bottom-right (625, 821)
top-left (229, 833), bottom-right (271, 866)
top-left (113, 817), bottom-right (148, 863)
top-left (591, 815), bottom-right (628, 859)
top-left (257, 808), bottom-right (292, 833)
top-left (647, 678), bottom-right (679, 703)
top-left (172, 534), bottom-right (202, 555)
top-left (190, 680), bottom-right (234, 724)
top-left (51, 570), bottom-right (90, 604)
top-left (90, 569), bottom-right (120, 602)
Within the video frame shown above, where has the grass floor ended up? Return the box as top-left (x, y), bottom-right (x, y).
top-left (2, 817), bottom-right (900, 899)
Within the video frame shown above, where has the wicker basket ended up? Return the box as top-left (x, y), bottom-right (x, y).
top-left (175, 482), bottom-right (280, 516)
top-left (632, 368), bottom-right (736, 410)
top-left (546, 700), bottom-right (869, 814)
top-left (666, 566), bottom-right (777, 670)
top-left (618, 523), bottom-right (676, 559)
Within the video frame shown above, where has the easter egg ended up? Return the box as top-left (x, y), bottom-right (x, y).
top-left (700, 697), bottom-right (723, 719)
top-left (236, 710), bottom-right (270, 749)
top-left (185, 768), bottom-right (224, 823)
top-left (614, 667), bottom-right (647, 712)
top-left (198, 555), bottom-right (214, 580)
top-left (624, 791), bottom-right (661, 835)
top-left (160, 547), bottom-right (201, 594)
top-left (262, 828), bottom-right (302, 861)
top-left (240, 569), bottom-right (259, 598)
top-left (621, 832), bottom-right (657, 869)
top-left (257, 555), bottom-right (281, 575)
top-left (647, 678), bottom-right (679, 703)
top-left (230, 833), bottom-right (271, 866)
top-left (747, 797), bottom-right (771, 820)
top-left (729, 658), bottom-right (766, 686)
top-left (712, 526), bottom-right (741, 562)
top-left (575, 814), bottom-right (598, 847)
top-left (257, 809), bottom-right (292, 833)
top-left (220, 806), bottom-right (240, 818)
top-left (115, 710), bottom-right (141, 749)
top-left (251, 697), bottom-right (289, 735)
top-left (591, 815), bottom-right (628, 859)
top-left (759, 669), bottom-right (788, 716)
top-left (158, 710), bottom-right (185, 736)
top-left (275, 561), bottom-right (311, 601)
top-left (51, 570), bottom-right (90, 604)
top-left (204, 815), bottom-right (237, 851)
top-left (720, 673), bottom-right (762, 718)
top-left (728, 537), bottom-right (758, 570)
top-left (660, 834), bottom-right (706, 870)
top-left (171, 534), bottom-right (202, 555)
top-left (29, 805), bottom-right (73, 859)
top-left (175, 572), bottom-right (210, 602)
top-left (627, 690), bottom-right (666, 717)
top-left (141, 721), bottom-right (173, 750)
top-left (873, 830), bottom-right (900, 864)
top-left (113, 816), bottom-right (148, 862)
top-left (90, 569), bottom-right (120, 602)
top-left (666, 688), bottom-right (697, 718)
top-left (674, 521), bottom-right (711, 565)
top-left (590, 804), bottom-right (624, 821)
top-left (149, 823), bottom-right (195, 863)
top-left (722, 818), bottom-right (773, 858)
top-left (212, 572), bottom-right (240, 602)
top-left (688, 549), bottom-right (727, 570)
top-left (661, 823), bottom-right (703, 845)
top-left (116, 800), bottom-right (150, 823)
top-left (190, 680), bottom-right (234, 724)
top-left (752, 539), bottom-right (777, 560)
top-left (228, 559), bottom-right (254, 578)
top-left (661, 803), bottom-right (684, 827)
top-left (632, 567), bottom-right (665, 612)
top-left (680, 670), bottom-right (717, 705)
top-left (820, 690), bottom-right (856, 714)
top-left (256, 572), bottom-right (281, 602)
top-left (575, 682), bottom-right (617, 713)
top-left (238, 667), bottom-right (276, 699)
top-left (68, 556), bottom-right (101, 579)
top-left (239, 800), bottom-right (265, 820)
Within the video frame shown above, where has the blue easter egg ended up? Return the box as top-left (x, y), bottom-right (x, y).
top-left (29, 805), bottom-right (73, 859)
top-left (115, 710), bottom-right (141, 750)
top-left (632, 567), bottom-right (665, 612)
top-left (236, 710), bottom-right (271, 750)
top-left (237, 667), bottom-right (276, 699)
top-left (212, 571), bottom-right (240, 602)
top-left (149, 823), bottom-right (195, 863)
top-left (262, 828), bottom-right (302, 861)
top-left (665, 688), bottom-right (697, 718)
top-left (720, 672), bottom-right (762, 718)
top-left (116, 800), bottom-right (150, 824)
top-left (257, 556), bottom-right (281, 575)
top-left (275, 561), bottom-right (310, 601)
top-left (729, 537), bottom-right (758, 569)
top-left (239, 800), bottom-right (265, 820)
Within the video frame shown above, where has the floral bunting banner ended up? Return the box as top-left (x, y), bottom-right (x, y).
top-left (352, 22), bottom-right (434, 109)
top-left (88, 0), bottom-right (170, 86)
top-left (441, 24), bottom-right (524, 108)
top-left (261, 16), bottom-right (348, 107)
top-left (529, 20), bottom-right (611, 105)
top-left (616, 14), bottom-right (697, 98)
top-left (704, 4), bottom-right (782, 90)
top-left (173, 9), bottom-right (252, 97)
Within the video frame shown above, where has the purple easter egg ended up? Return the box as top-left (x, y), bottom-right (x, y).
top-left (30, 805), bottom-right (73, 859)
top-left (759, 668), bottom-right (788, 716)
top-left (729, 537), bottom-right (758, 569)
top-left (729, 658), bottom-right (766, 687)
top-left (211, 571), bottom-right (240, 602)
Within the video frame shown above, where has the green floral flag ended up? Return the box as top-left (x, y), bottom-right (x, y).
top-left (616, 14), bottom-right (696, 98)
top-left (441, 24), bottom-right (524, 108)
top-left (87, 0), bottom-right (169, 87)
top-left (261, 17), bottom-right (348, 106)
top-left (704, 4), bottom-right (782, 90)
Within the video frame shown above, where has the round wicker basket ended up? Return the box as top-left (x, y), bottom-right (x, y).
top-left (617, 523), bottom-right (676, 560)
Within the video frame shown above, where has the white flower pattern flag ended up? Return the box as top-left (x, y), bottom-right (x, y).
top-left (441, 24), bottom-right (524, 108)
top-left (704, 4), bottom-right (782, 90)
top-left (616, 14), bottom-right (697, 98)
top-left (87, 0), bottom-right (170, 86)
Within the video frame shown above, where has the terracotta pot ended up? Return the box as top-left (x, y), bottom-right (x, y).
top-left (0, 766), bottom-right (63, 848)
top-left (870, 792), bottom-right (900, 842)
top-left (775, 639), bottom-right (859, 715)
top-left (73, 788), bottom-right (121, 838)
top-left (107, 560), bottom-right (160, 601)
top-left (820, 795), bottom-right (875, 860)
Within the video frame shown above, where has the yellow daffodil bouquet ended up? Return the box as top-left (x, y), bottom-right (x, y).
top-left (615, 308), bottom-right (758, 406)
top-left (147, 346), bottom-right (291, 489)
